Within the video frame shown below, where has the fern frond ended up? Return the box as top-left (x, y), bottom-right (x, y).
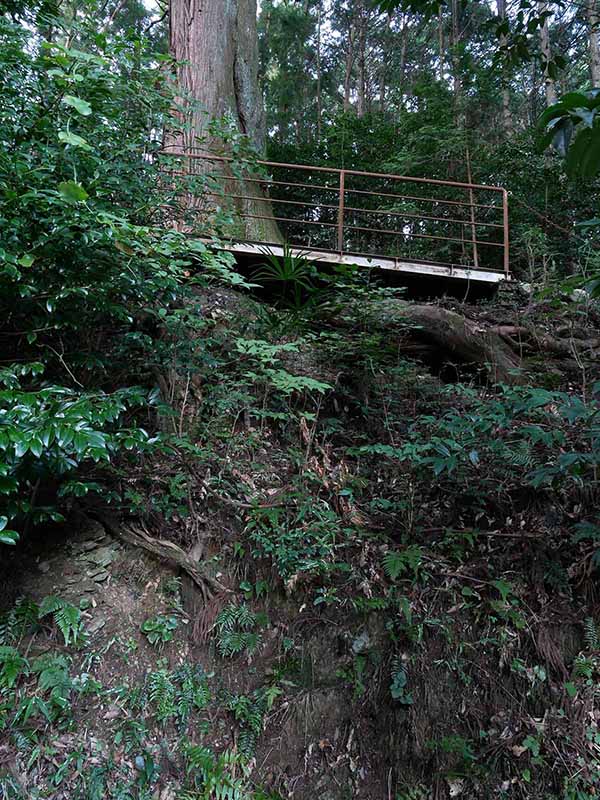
top-left (37, 596), bottom-right (83, 646)
top-left (584, 617), bottom-right (599, 651)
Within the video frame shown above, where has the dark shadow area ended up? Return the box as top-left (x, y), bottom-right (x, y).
top-left (225, 248), bottom-right (502, 303)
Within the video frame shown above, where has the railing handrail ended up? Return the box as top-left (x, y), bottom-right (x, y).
top-left (161, 147), bottom-right (511, 279)
top-left (161, 148), bottom-right (506, 194)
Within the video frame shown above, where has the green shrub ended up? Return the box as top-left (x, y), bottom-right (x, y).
top-left (0, 15), bottom-right (244, 542)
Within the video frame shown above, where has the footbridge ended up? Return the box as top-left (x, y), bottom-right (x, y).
top-left (166, 151), bottom-right (511, 286)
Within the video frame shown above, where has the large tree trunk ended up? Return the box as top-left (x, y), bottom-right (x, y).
top-left (167, 0), bottom-right (280, 243)
top-left (587, 0), bottom-right (600, 87)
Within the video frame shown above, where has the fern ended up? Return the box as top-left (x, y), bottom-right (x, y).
top-left (382, 546), bottom-right (423, 582)
top-left (226, 689), bottom-right (268, 757)
top-left (584, 617), bottom-right (599, 651)
top-left (390, 656), bottom-right (413, 705)
top-left (38, 596), bottom-right (83, 647)
top-left (147, 666), bottom-right (176, 725)
top-left (0, 645), bottom-right (29, 689)
top-left (215, 604), bottom-right (260, 658)
top-left (573, 654), bottom-right (595, 679)
top-left (117, 718), bottom-right (148, 753)
top-left (0, 597), bottom-right (39, 645)
top-left (145, 663), bottom-right (211, 729)
top-left (184, 745), bottom-right (251, 800)
top-left (29, 653), bottom-right (73, 719)
top-left (174, 664), bottom-right (211, 729)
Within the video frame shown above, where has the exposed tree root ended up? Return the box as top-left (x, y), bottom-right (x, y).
top-left (380, 301), bottom-right (524, 384)
top-left (95, 514), bottom-right (227, 602)
top-left (328, 298), bottom-right (599, 383)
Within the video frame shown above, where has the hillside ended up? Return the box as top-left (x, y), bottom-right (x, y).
top-left (2, 282), bottom-right (600, 799)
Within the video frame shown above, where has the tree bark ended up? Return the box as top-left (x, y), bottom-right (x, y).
top-left (316, 0), bottom-right (323, 138)
top-left (538, 1), bottom-right (557, 106)
top-left (357, 0), bottom-right (368, 117)
top-left (343, 18), bottom-right (357, 111)
top-left (450, 0), bottom-right (465, 128)
top-left (497, 0), bottom-right (513, 135)
top-left (587, 0), bottom-right (600, 87)
top-left (438, 7), bottom-right (445, 82)
top-left (317, 298), bottom-right (523, 384)
top-left (369, 301), bottom-right (524, 384)
top-left (167, 0), bottom-right (280, 242)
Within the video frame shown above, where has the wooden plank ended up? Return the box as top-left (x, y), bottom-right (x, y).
top-left (207, 240), bottom-right (510, 285)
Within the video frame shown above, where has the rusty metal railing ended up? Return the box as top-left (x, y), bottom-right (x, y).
top-left (162, 149), bottom-right (510, 278)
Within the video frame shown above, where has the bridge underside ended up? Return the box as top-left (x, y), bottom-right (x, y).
top-left (215, 240), bottom-right (509, 286)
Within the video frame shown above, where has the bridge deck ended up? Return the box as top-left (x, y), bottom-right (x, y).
top-left (165, 150), bottom-right (511, 285)
top-left (218, 240), bottom-right (507, 284)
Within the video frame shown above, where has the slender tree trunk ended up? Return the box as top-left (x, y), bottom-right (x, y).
top-left (167, 0), bottom-right (280, 242)
top-left (538, 1), bottom-right (557, 106)
top-left (343, 23), bottom-right (356, 112)
top-left (398, 15), bottom-right (408, 100)
top-left (379, 12), bottom-right (392, 113)
top-left (497, 0), bottom-right (513, 135)
top-left (530, 57), bottom-right (539, 125)
top-left (450, 0), bottom-right (464, 127)
top-left (587, 0), bottom-right (600, 86)
top-left (316, 0), bottom-right (323, 138)
top-left (357, 2), bottom-right (368, 118)
top-left (438, 7), bottom-right (445, 81)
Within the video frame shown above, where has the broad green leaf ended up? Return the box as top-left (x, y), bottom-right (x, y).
top-left (0, 529), bottom-right (19, 545)
top-left (58, 180), bottom-right (89, 203)
top-left (579, 129), bottom-right (600, 177)
top-left (559, 92), bottom-right (594, 111)
top-left (58, 130), bottom-right (92, 150)
top-left (566, 128), bottom-right (594, 175)
top-left (62, 95), bottom-right (92, 116)
top-left (18, 254), bottom-right (35, 267)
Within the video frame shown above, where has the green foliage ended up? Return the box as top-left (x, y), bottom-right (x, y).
top-left (0, 597), bottom-right (39, 645)
top-left (183, 745), bottom-right (251, 800)
top-left (541, 91), bottom-right (600, 178)
top-left (350, 385), bottom-right (600, 508)
top-left (140, 614), bottom-right (179, 648)
top-left (235, 337), bottom-right (331, 397)
top-left (0, 646), bottom-right (27, 690)
top-left (225, 689), bottom-right (269, 757)
top-left (214, 604), bottom-right (261, 658)
top-left (0, 13), bottom-right (246, 541)
top-left (246, 494), bottom-right (351, 582)
top-left (253, 245), bottom-right (323, 311)
top-left (144, 661), bottom-right (210, 729)
top-left (382, 546), bottom-right (424, 583)
top-left (390, 656), bottom-right (413, 705)
top-left (30, 653), bottom-right (74, 719)
top-left (583, 617), bottom-right (600, 651)
top-left (37, 595), bottom-right (83, 647)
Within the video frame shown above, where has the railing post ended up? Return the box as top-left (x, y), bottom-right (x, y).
top-left (465, 147), bottom-right (479, 269)
top-left (337, 170), bottom-right (345, 253)
top-left (502, 189), bottom-right (510, 278)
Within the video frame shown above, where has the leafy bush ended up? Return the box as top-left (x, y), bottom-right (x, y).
top-left (350, 384), bottom-right (600, 503)
top-left (246, 495), bottom-right (350, 581)
top-left (0, 14), bottom-right (242, 542)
